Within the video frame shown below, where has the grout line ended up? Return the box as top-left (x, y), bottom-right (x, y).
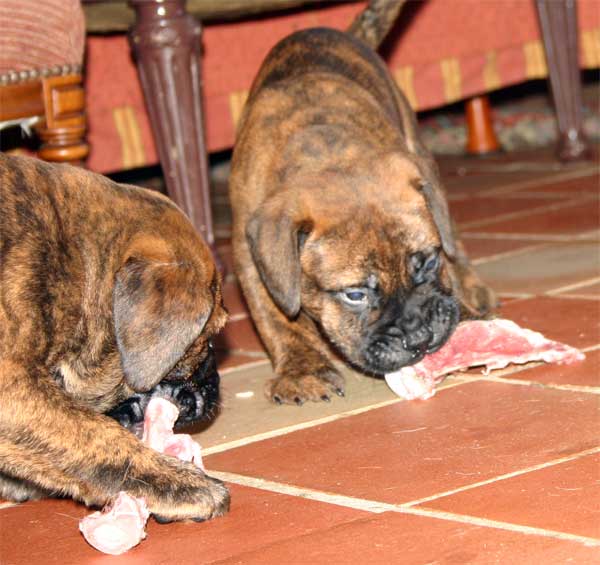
top-left (543, 293), bottom-right (600, 301)
top-left (458, 373), bottom-right (600, 394)
top-left (208, 471), bottom-right (396, 513)
top-left (444, 343), bottom-right (600, 393)
top-left (208, 457), bottom-right (600, 548)
top-left (496, 292), bottom-right (535, 300)
top-left (546, 276), bottom-right (600, 296)
top-left (471, 243), bottom-right (547, 266)
top-left (220, 358), bottom-right (270, 376)
top-left (478, 167), bottom-right (598, 197)
top-left (0, 502), bottom-right (19, 511)
top-left (203, 380), bottom-right (468, 456)
top-left (400, 446), bottom-right (600, 508)
top-left (220, 349), bottom-right (267, 359)
top-left (462, 231), bottom-right (600, 242)
top-left (459, 198), bottom-right (589, 230)
top-left (554, 293), bottom-right (600, 300)
top-left (202, 399), bottom-right (401, 455)
top-left (401, 506), bottom-right (600, 548)
top-left (227, 312), bottom-right (249, 323)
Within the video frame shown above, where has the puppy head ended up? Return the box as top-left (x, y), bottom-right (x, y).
top-left (246, 153), bottom-right (459, 374)
top-left (113, 232), bottom-right (227, 417)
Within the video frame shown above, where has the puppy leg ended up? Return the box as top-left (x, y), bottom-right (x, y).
top-left (450, 225), bottom-right (498, 319)
top-left (0, 472), bottom-right (46, 502)
top-left (0, 360), bottom-right (229, 521)
top-left (235, 249), bottom-right (345, 405)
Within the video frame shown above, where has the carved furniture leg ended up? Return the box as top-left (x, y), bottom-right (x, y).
top-left (128, 0), bottom-right (218, 257)
top-left (535, 0), bottom-right (590, 161)
top-left (465, 95), bottom-right (500, 155)
top-left (35, 74), bottom-right (89, 165)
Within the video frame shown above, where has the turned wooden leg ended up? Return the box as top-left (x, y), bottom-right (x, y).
top-left (465, 95), bottom-right (500, 155)
top-left (128, 0), bottom-right (217, 255)
top-left (535, 0), bottom-right (590, 161)
top-left (35, 74), bottom-right (88, 164)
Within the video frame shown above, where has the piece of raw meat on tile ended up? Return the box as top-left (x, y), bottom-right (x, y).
top-left (385, 319), bottom-right (585, 400)
top-left (79, 397), bottom-right (204, 555)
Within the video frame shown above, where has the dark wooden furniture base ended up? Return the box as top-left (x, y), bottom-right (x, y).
top-left (128, 0), bottom-right (216, 255)
top-left (535, 0), bottom-right (590, 161)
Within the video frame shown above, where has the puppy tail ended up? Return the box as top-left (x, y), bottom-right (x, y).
top-left (347, 0), bottom-right (407, 50)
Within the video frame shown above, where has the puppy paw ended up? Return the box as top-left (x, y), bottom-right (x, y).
top-left (460, 279), bottom-right (498, 319)
top-left (266, 368), bottom-right (345, 405)
top-left (146, 466), bottom-right (230, 523)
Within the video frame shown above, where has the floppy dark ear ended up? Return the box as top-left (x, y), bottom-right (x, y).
top-left (246, 197), bottom-right (304, 318)
top-left (419, 180), bottom-right (456, 259)
top-left (113, 258), bottom-right (211, 391)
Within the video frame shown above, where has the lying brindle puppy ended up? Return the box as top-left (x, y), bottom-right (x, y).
top-left (0, 153), bottom-right (229, 522)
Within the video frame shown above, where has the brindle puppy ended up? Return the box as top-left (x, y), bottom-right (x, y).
top-left (0, 154), bottom-right (229, 522)
top-left (229, 1), bottom-right (495, 405)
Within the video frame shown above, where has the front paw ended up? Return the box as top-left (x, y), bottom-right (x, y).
top-left (266, 366), bottom-right (345, 405)
top-left (144, 460), bottom-right (230, 523)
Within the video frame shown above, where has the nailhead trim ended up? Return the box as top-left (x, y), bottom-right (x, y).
top-left (0, 63), bottom-right (82, 86)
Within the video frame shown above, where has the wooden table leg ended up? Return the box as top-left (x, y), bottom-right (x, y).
top-left (535, 0), bottom-right (590, 161)
top-left (127, 0), bottom-right (218, 258)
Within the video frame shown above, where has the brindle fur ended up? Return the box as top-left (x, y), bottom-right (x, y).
top-left (0, 154), bottom-right (229, 521)
top-left (229, 5), bottom-right (495, 405)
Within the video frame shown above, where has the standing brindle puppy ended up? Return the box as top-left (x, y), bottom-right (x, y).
top-left (0, 154), bottom-right (229, 522)
top-left (229, 0), bottom-right (496, 405)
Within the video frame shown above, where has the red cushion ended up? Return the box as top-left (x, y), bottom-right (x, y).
top-left (0, 0), bottom-right (85, 74)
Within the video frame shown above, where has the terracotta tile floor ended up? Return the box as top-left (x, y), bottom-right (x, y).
top-left (2, 149), bottom-right (599, 564)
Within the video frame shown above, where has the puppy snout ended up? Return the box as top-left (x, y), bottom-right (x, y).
top-left (175, 389), bottom-right (201, 422)
top-left (399, 310), bottom-right (432, 353)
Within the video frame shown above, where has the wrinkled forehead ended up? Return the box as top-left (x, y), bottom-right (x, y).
top-left (303, 217), bottom-right (440, 291)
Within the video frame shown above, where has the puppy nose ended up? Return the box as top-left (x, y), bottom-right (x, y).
top-left (399, 310), bottom-right (432, 352)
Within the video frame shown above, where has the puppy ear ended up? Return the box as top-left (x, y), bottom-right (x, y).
top-left (113, 257), bottom-right (212, 391)
top-left (419, 180), bottom-right (456, 260)
top-left (246, 197), bottom-right (304, 318)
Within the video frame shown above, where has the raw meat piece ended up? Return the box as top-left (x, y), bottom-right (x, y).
top-left (78, 492), bottom-right (150, 556)
top-left (385, 318), bottom-right (585, 400)
top-left (80, 397), bottom-right (203, 554)
top-left (142, 397), bottom-right (204, 470)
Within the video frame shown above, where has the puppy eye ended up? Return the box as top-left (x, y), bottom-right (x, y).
top-left (423, 253), bottom-right (439, 273)
top-left (341, 289), bottom-right (368, 305)
top-left (410, 249), bottom-right (440, 285)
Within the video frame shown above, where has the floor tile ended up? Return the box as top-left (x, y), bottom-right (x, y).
top-left (466, 199), bottom-right (599, 238)
top-left (474, 242), bottom-right (600, 295)
top-left (214, 317), bottom-right (265, 354)
top-left (511, 173), bottom-right (599, 198)
top-left (212, 510), bottom-right (600, 565)
top-left (195, 363), bottom-right (437, 452)
top-left (507, 348), bottom-right (600, 388)
top-left (205, 381), bottom-right (600, 504)
top-left (449, 195), bottom-right (566, 227)
top-left (216, 350), bottom-right (268, 372)
top-left (221, 280), bottom-right (249, 318)
top-left (423, 453), bottom-right (600, 539)
top-left (497, 296), bottom-right (600, 349)
top-left (0, 484), bottom-right (366, 565)
top-left (552, 280), bottom-right (600, 299)
top-left (461, 237), bottom-right (540, 262)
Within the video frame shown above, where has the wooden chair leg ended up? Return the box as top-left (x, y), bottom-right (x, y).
top-left (35, 74), bottom-right (88, 164)
top-left (128, 0), bottom-right (217, 258)
top-left (535, 0), bottom-right (590, 161)
top-left (465, 95), bottom-right (500, 155)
